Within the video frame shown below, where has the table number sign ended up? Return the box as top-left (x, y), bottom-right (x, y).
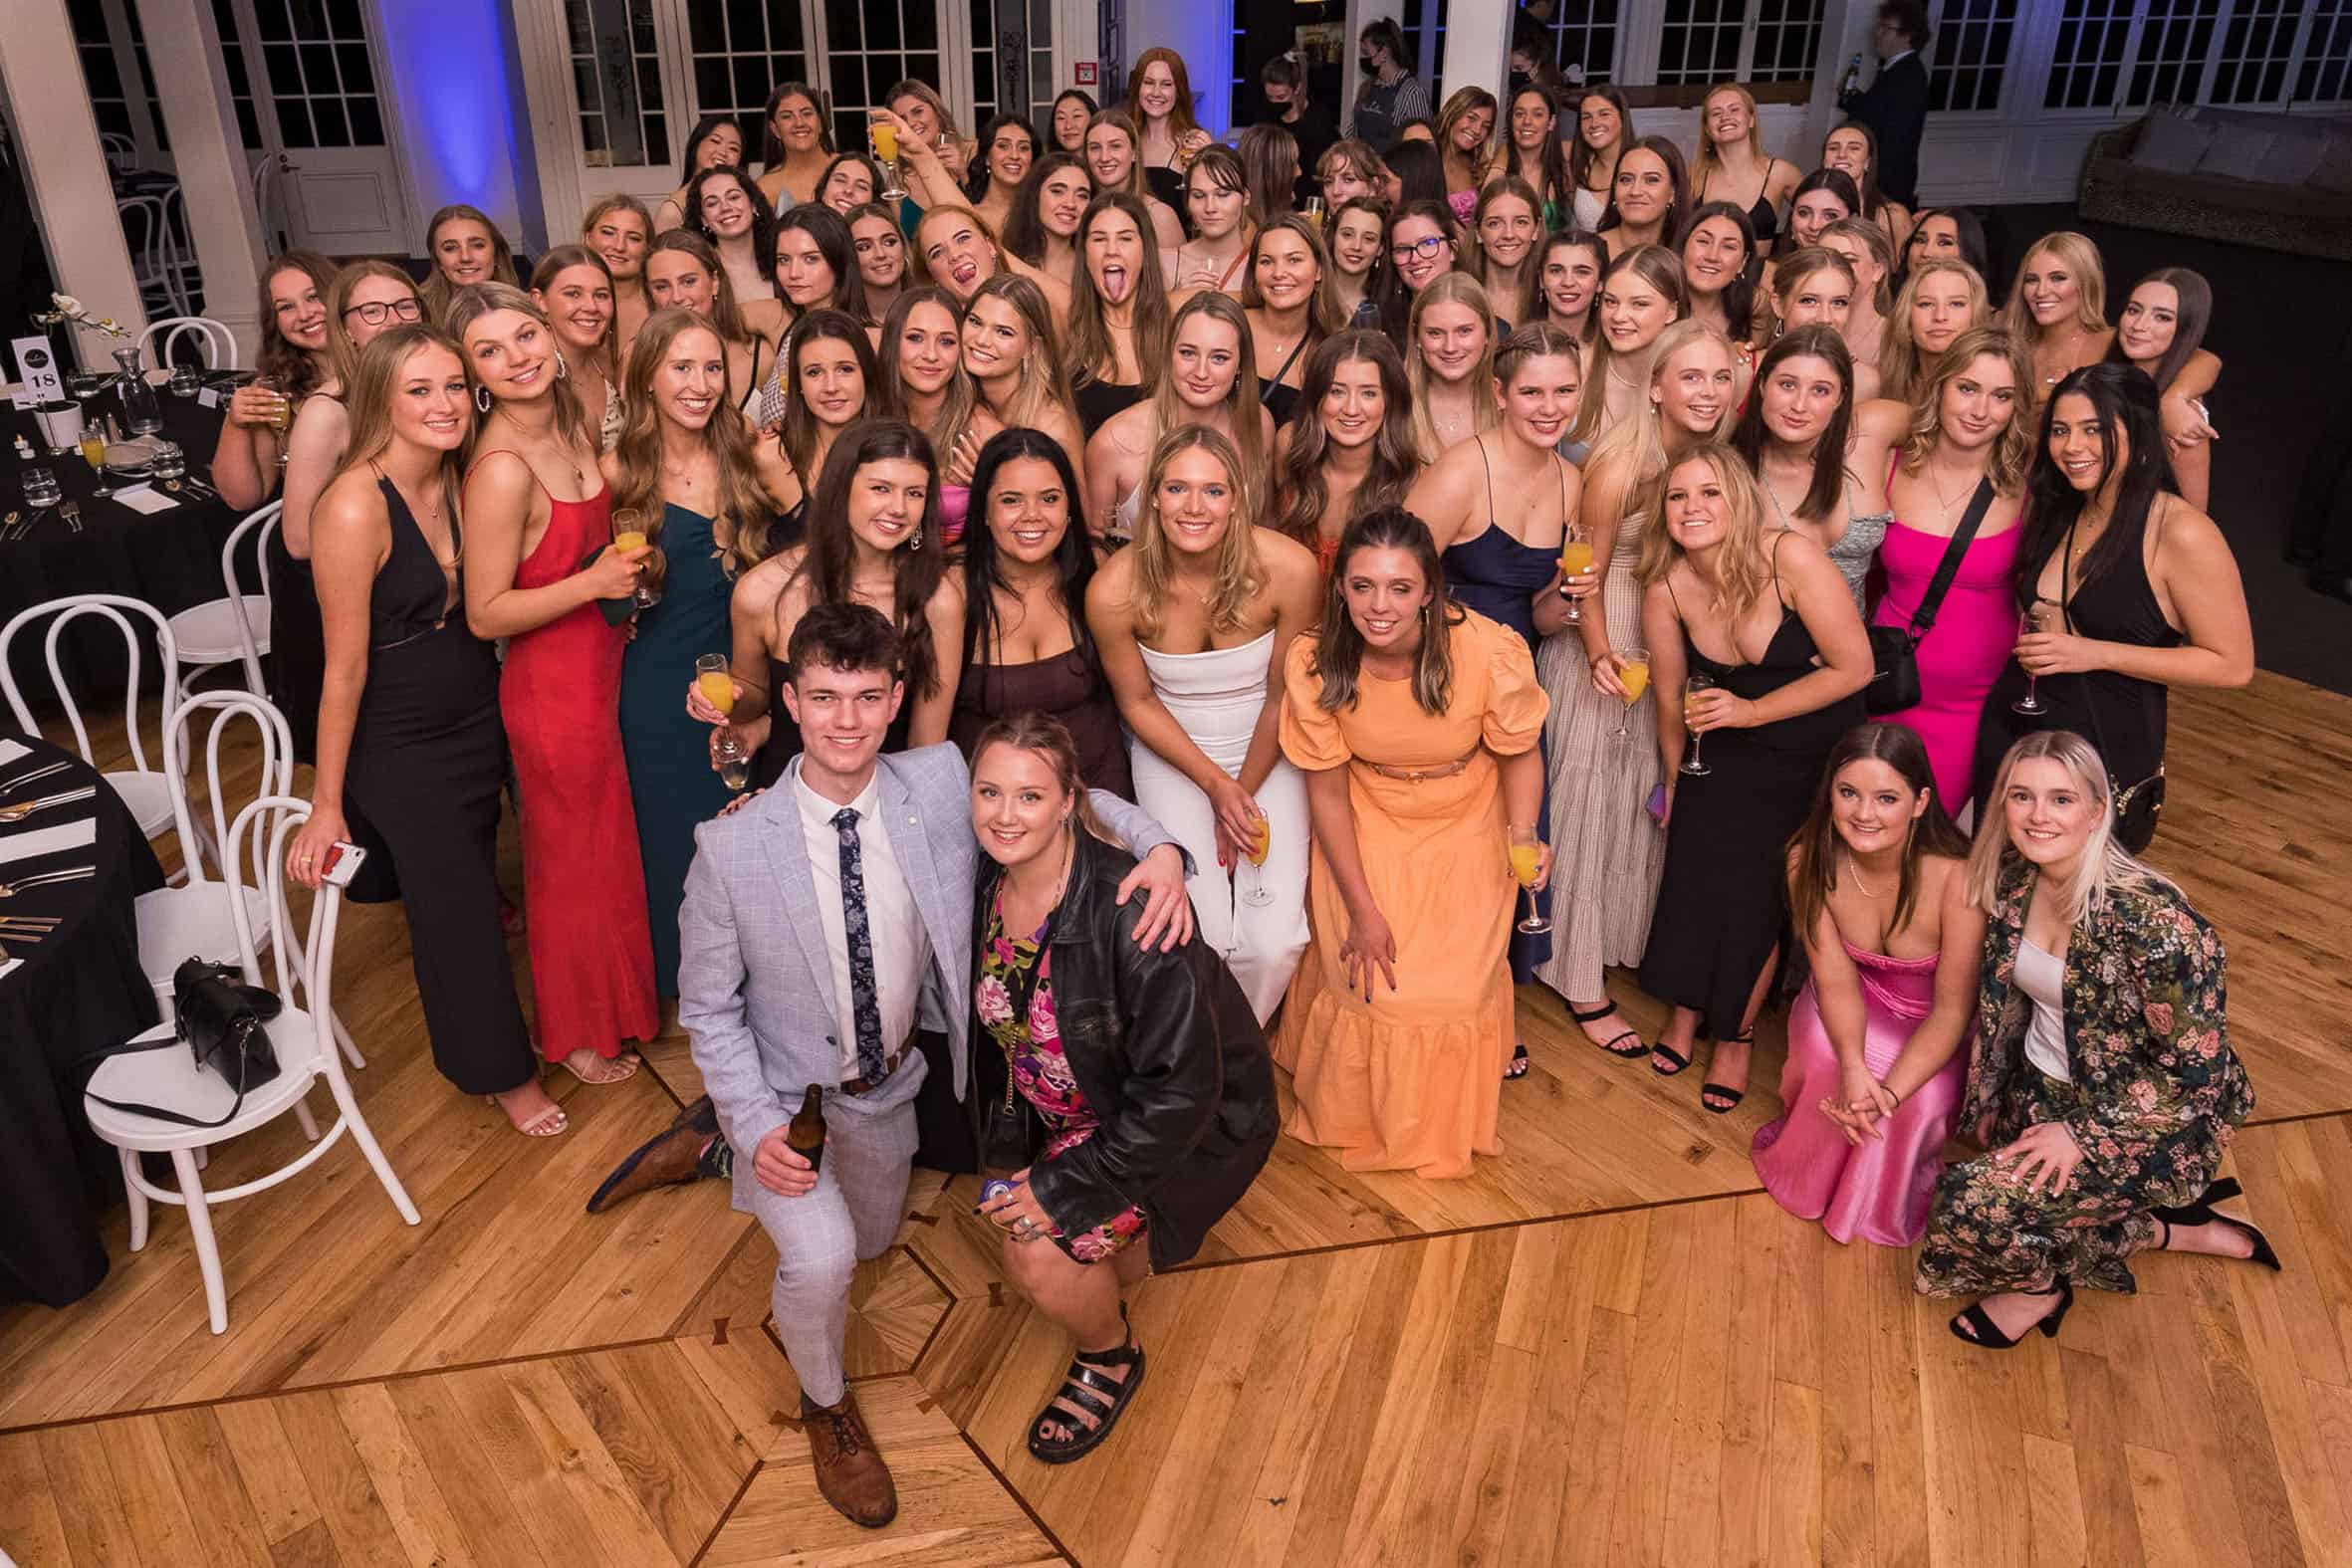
top-left (11, 336), bottom-right (64, 409)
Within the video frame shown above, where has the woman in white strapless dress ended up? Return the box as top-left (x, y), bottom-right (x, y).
top-left (1086, 425), bottom-right (1324, 1019)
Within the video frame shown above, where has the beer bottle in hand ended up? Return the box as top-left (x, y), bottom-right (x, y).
top-left (787, 1084), bottom-right (826, 1174)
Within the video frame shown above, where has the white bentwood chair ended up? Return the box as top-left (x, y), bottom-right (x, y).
top-left (166, 503), bottom-right (276, 699)
top-left (138, 315), bottom-right (239, 373)
top-left (87, 793), bottom-right (420, 1334)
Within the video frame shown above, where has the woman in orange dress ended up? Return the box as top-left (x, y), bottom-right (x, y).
top-left (1274, 507), bottom-right (1550, 1178)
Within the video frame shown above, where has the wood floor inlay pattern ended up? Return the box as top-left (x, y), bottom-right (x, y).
top-left (2, 675), bottom-right (2345, 1564)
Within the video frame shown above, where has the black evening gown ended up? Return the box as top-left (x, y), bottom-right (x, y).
top-left (343, 477), bottom-right (534, 1095)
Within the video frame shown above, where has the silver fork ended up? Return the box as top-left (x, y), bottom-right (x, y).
top-left (0, 866), bottom-right (97, 897)
top-left (62, 501), bottom-right (83, 535)
top-left (0, 761), bottom-right (72, 792)
top-left (0, 786), bottom-right (97, 823)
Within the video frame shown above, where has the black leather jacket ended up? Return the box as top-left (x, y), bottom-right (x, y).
top-left (975, 828), bottom-right (1278, 1270)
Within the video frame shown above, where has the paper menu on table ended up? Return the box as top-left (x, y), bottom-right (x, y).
top-left (0, 815), bottom-right (97, 863)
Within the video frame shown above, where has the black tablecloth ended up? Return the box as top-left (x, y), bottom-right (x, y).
top-left (0, 736), bottom-right (165, 1306)
top-left (2, 391), bottom-right (248, 703)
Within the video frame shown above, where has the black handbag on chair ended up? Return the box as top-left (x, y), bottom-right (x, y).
top-left (84, 959), bottom-right (286, 1129)
top-left (1864, 476), bottom-right (1997, 716)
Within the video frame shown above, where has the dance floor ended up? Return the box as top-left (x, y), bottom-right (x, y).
top-left (3, 671), bottom-right (2348, 1567)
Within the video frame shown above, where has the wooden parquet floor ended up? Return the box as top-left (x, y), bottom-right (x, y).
top-left (3, 672), bottom-right (2349, 1567)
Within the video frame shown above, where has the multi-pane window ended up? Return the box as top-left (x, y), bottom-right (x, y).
top-left (1927, 0), bottom-right (2019, 111)
top-left (1655, 0), bottom-right (1825, 88)
top-left (819, 0), bottom-right (941, 154)
top-left (2303, 0), bottom-right (2352, 104)
top-left (568, 0), bottom-right (669, 170)
top-left (1533, 0), bottom-right (1619, 85)
top-left (2123, 0), bottom-right (2222, 109)
top-left (67, 0), bottom-right (135, 143)
top-left (970, 0), bottom-right (1058, 131)
top-left (1400, 0), bottom-right (1447, 108)
top-left (211, 0), bottom-right (266, 150)
top-left (2207, 0), bottom-right (2302, 104)
top-left (684, 0), bottom-right (809, 156)
top-left (252, 0), bottom-right (383, 149)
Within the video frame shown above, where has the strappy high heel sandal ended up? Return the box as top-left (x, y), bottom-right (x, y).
top-left (1949, 1277), bottom-right (2073, 1350)
top-left (2152, 1178), bottom-right (2282, 1270)
top-left (1572, 1000), bottom-right (1646, 1059)
top-left (1700, 1029), bottom-right (1753, 1115)
top-left (1028, 1303), bottom-right (1147, 1465)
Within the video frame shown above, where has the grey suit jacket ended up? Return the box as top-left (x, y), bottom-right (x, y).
top-left (678, 742), bottom-right (1179, 1168)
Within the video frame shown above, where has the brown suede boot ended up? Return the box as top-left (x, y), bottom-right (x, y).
top-left (801, 1390), bottom-right (897, 1528)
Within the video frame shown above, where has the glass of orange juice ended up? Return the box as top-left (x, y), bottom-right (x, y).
top-left (1239, 810), bottom-right (1274, 907)
top-left (694, 651), bottom-right (736, 716)
top-left (1510, 823), bottom-right (1548, 934)
top-left (872, 119), bottom-right (907, 200)
top-left (1613, 647), bottom-right (1651, 739)
top-left (612, 508), bottom-right (660, 608)
top-left (1558, 523), bottom-right (1594, 625)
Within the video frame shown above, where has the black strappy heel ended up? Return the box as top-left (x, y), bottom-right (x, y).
top-left (1700, 1029), bottom-right (1753, 1115)
top-left (1572, 1001), bottom-right (1646, 1059)
top-left (1028, 1303), bottom-right (1148, 1465)
top-left (1505, 1042), bottom-right (1531, 1080)
top-left (2152, 1178), bottom-right (2282, 1270)
top-left (1950, 1278), bottom-right (2073, 1350)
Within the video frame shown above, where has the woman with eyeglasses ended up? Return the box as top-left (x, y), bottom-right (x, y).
top-left (1375, 199), bottom-right (1464, 339)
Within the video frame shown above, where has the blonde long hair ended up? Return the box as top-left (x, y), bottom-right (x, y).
top-left (1566, 244), bottom-right (1688, 446)
top-left (964, 272), bottom-right (1078, 433)
top-left (609, 308), bottom-right (778, 576)
top-left (1406, 271), bottom-right (1500, 458)
top-left (1967, 729), bottom-right (2172, 924)
top-left (1880, 258), bottom-right (1990, 405)
top-left (1128, 425), bottom-right (1265, 643)
top-left (2000, 230), bottom-right (2108, 342)
top-left (1586, 319), bottom-right (1737, 511)
top-left (1689, 85), bottom-right (1766, 204)
top-left (1636, 440), bottom-right (1773, 626)
top-left (441, 282), bottom-right (594, 456)
top-left (329, 328), bottom-right (471, 518)
top-left (1143, 293), bottom-right (1266, 482)
top-left (1899, 325), bottom-right (2035, 497)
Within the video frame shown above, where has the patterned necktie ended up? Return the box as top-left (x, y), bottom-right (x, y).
top-left (831, 807), bottom-right (888, 1083)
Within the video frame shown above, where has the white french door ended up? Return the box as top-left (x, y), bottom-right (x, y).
top-left (521, 0), bottom-right (1056, 241)
top-left (211, 0), bottom-right (413, 256)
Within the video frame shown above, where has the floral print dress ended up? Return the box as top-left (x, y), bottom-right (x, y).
top-left (977, 890), bottom-right (1147, 1264)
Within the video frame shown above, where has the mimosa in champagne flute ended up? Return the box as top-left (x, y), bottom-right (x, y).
top-left (1510, 823), bottom-right (1549, 934)
top-left (700, 654), bottom-right (750, 788)
top-left (611, 508), bottom-right (661, 609)
top-left (1678, 668), bottom-right (1715, 775)
top-left (1558, 521), bottom-right (1594, 625)
top-left (2009, 598), bottom-right (2056, 716)
top-left (872, 118), bottom-right (907, 201)
top-left (1612, 647), bottom-right (1650, 740)
top-left (1239, 810), bottom-right (1273, 907)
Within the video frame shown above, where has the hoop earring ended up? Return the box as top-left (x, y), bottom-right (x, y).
top-left (555, 352), bottom-right (569, 379)
top-left (474, 384), bottom-right (493, 415)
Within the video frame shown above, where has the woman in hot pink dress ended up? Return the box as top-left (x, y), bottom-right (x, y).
top-left (1858, 327), bottom-right (2033, 814)
top-left (1753, 724), bottom-right (1982, 1247)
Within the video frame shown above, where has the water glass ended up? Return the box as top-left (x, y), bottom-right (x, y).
top-left (168, 365), bottom-right (201, 398)
top-left (149, 440), bottom-right (185, 480)
top-left (22, 467), bottom-right (61, 508)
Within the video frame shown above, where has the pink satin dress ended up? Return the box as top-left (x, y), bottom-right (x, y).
top-left (1750, 939), bottom-right (1968, 1247)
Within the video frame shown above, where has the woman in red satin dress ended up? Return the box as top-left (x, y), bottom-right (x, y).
top-left (452, 284), bottom-right (659, 1097)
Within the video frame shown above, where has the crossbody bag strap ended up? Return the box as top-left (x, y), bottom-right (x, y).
top-left (1907, 477), bottom-right (1998, 641)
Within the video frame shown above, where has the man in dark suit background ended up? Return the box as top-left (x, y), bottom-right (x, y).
top-left (1839, 1), bottom-right (1931, 209)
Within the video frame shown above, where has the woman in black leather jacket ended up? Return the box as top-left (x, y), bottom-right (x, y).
top-left (970, 713), bottom-right (1277, 1464)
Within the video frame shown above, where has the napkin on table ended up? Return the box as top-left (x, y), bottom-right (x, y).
top-left (110, 484), bottom-right (178, 516)
top-left (0, 815), bottom-right (97, 864)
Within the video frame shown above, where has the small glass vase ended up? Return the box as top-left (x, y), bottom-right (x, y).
top-left (114, 344), bottom-right (162, 436)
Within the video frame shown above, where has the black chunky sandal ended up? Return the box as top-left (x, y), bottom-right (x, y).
top-left (1028, 1308), bottom-right (1148, 1465)
top-left (1572, 1000), bottom-right (1646, 1059)
top-left (1506, 1042), bottom-right (1531, 1080)
top-left (2153, 1178), bottom-right (2282, 1270)
top-left (1949, 1277), bottom-right (2073, 1350)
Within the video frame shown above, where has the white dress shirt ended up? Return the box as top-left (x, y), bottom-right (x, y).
top-left (791, 759), bottom-right (928, 1079)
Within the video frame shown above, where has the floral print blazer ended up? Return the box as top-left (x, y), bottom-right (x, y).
top-left (1962, 853), bottom-right (2252, 1203)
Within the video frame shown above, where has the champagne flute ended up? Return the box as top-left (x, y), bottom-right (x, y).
top-left (700, 653), bottom-right (751, 788)
top-left (1612, 647), bottom-right (1651, 741)
top-left (1239, 809), bottom-right (1273, 907)
top-left (260, 375), bottom-right (293, 467)
top-left (1510, 823), bottom-right (1549, 935)
top-left (2009, 599), bottom-right (2054, 716)
top-left (872, 118), bottom-right (907, 201)
top-left (78, 425), bottom-right (117, 500)
top-left (1303, 196), bottom-right (1326, 232)
top-left (611, 508), bottom-right (662, 610)
top-left (1558, 522), bottom-right (1594, 625)
top-left (1679, 669), bottom-right (1715, 775)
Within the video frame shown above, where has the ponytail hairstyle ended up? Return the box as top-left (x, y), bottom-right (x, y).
top-left (970, 712), bottom-right (1124, 847)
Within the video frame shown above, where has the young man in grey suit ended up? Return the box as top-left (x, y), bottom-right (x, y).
top-left (676, 602), bottom-right (1194, 1528)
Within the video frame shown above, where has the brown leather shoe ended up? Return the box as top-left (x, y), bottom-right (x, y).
top-left (584, 1096), bottom-right (725, 1214)
top-left (802, 1391), bottom-right (897, 1528)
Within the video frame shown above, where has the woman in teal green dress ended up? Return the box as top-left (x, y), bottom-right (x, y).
top-left (602, 308), bottom-right (789, 994)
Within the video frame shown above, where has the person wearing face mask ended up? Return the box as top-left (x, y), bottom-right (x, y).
top-left (1085, 292), bottom-right (1276, 546)
top-left (1637, 442), bottom-right (1873, 1113)
top-left (1241, 214), bottom-right (1341, 429)
top-left (952, 429), bottom-right (1130, 795)
top-left (1919, 729), bottom-right (2266, 1352)
top-left (608, 309), bottom-right (786, 997)
top-left (1732, 326), bottom-right (1896, 609)
top-left (1858, 327), bottom-right (2031, 813)
top-left (1087, 427), bottom-right (1323, 1020)
top-left (1972, 364), bottom-right (2252, 850)
top-left (1753, 722), bottom-right (1982, 1246)
top-left (1271, 331), bottom-right (1425, 575)
top-left (2103, 268), bottom-right (2221, 511)
top-left (583, 195), bottom-right (656, 358)
top-left (215, 251), bottom-right (341, 510)
top-left (1837, 2), bottom-right (1932, 209)
top-left (757, 83), bottom-right (834, 210)
top-left (1349, 20), bottom-right (1432, 153)
top-left (1259, 53), bottom-right (1336, 208)
top-left (1062, 193), bottom-right (1172, 439)
top-left (450, 284), bottom-right (658, 1091)
top-left (1273, 507), bottom-right (1550, 1176)
top-left (1879, 257), bottom-right (1989, 406)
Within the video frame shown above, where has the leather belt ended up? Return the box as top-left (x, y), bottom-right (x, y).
top-left (1364, 745), bottom-right (1481, 783)
top-left (839, 1040), bottom-right (913, 1097)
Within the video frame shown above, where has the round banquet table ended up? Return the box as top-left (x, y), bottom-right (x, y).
top-left (0, 387), bottom-right (248, 704)
top-left (0, 734), bottom-right (166, 1306)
